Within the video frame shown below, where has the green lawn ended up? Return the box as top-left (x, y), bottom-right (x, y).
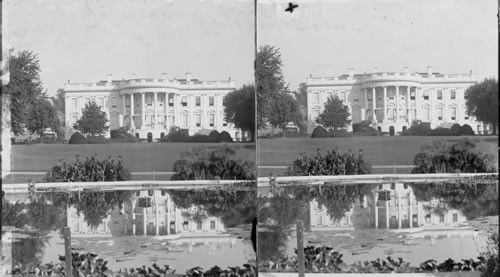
top-left (258, 136), bottom-right (497, 176)
top-left (11, 142), bottom-right (256, 172)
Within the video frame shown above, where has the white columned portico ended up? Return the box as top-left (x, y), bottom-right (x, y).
top-left (395, 86), bottom-right (400, 121)
top-left (383, 86), bottom-right (387, 121)
top-left (141, 92), bottom-right (145, 129)
top-left (130, 93), bottom-right (135, 130)
top-left (154, 92), bottom-right (158, 129)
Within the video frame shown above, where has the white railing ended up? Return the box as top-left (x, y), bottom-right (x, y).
top-left (257, 173), bottom-right (498, 187)
top-left (2, 180), bottom-right (255, 193)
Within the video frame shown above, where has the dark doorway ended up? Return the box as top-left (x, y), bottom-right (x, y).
top-left (377, 126), bottom-right (382, 132)
top-left (389, 126), bottom-right (395, 136)
top-left (402, 126), bottom-right (407, 132)
top-left (147, 132), bottom-right (153, 142)
top-left (160, 132), bottom-right (165, 138)
top-left (135, 133), bottom-right (140, 138)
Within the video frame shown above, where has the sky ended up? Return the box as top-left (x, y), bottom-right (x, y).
top-left (4, 0), bottom-right (255, 96)
top-left (258, 0), bottom-right (498, 90)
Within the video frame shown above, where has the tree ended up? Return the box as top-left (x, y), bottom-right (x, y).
top-left (316, 95), bottom-right (351, 131)
top-left (25, 96), bottom-right (60, 136)
top-left (465, 78), bottom-right (498, 134)
top-left (73, 99), bottom-right (109, 136)
top-left (224, 84), bottom-right (256, 141)
top-left (52, 89), bottom-right (66, 125)
top-left (3, 49), bottom-right (44, 135)
top-left (256, 45), bottom-right (288, 129)
top-left (293, 82), bottom-right (308, 109)
top-left (267, 93), bottom-right (302, 133)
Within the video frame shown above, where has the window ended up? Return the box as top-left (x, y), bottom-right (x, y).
top-left (410, 91), bottom-right (415, 100)
top-left (195, 96), bottom-right (201, 107)
top-left (71, 98), bottom-right (77, 110)
top-left (195, 114), bottom-right (201, 127)
top-left (437, 90), bottom-right (443, 100)
top-left (313, 109), bottom-right (320, 120)
top-left (209, 114), bottom-right (215, 127)
top-left (450, 90), bottom-right (456, 100)
top-left (423, 107), bottom-right (430, 121)
top-left (111, 97), bottom-right (117, 108)
top-left (450, 107), bottom-right (457, 121)
top-left (146, 95), bottom-right (153, 106)
top-left (222, 112), bottom-right (227, 126)
top-left (182, 114), bottom-right (188, 128)
top-left (453, 213), bottom-right (458, 223)
top-left (183, 221), bottom-right (189, 231)
top-left (209, 96), bottom-right (214, 106)
top-left (437, 107), bottom-right (443, 120)
top-left (168, 96), bottom-right (174, 107)
top-left (181, 96), bottom-right (187, 107)
top-left (210, 220), bottom-right (216, 230)
top-left (354, 92), bottom-right (359, 101)
top-left (314, 92), bottom-right (320, 103)
top-left (388, 90), bottom-right (395, 100)
top-left (464, 108), bottom-right (469, 120)
top-left (423, 91), bottom-right (429, 100)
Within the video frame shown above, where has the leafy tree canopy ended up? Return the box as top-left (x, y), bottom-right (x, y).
top-left (316, 95), bottom-right (351, 131)
top-left (224, 84), bottom-right (256, 141)
top-left (267, 93), bottom-right (302, 132)
top-left (73, 99), bottom-right (109, 136)
top-left (465, 78), bottom-right (498, 134)
top-left (25, 96), bottom-right (60, 136)
top-left (3, 49), bottom-right (44, 135)
top-left (256, 45), bottom-right (288, 129)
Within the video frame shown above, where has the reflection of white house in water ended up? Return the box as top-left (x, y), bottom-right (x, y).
top-left (309, 183), bottom-right (467, 231)
top-left (67, 190), bottom-right (225, 236)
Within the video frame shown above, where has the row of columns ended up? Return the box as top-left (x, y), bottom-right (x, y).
top-left (363, 86), bottom-right (415, 123)
top-left (373, 191), bottom-right (422, 229)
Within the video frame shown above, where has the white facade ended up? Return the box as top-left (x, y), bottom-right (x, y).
top-left (306, 67), bottom-right (489, 135)
top-left (64, 73), bottom-right (244, 140)
top-left (67, 189), bottom-right (226, 236)
top-left (309, 183), bottom-right (468, 230)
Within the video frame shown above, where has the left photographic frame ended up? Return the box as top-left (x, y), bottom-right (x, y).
top-left (1, 0), bottom-right (257, 275)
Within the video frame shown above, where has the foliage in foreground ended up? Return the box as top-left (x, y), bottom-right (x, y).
top-left (9, 251), bottom-right (256, 277)
top-left (288, 148), bottom-right (371, 176)
top-left (480, 232), bottom-right (500, 277)
top-left (412, 138), bottom-right (497, 173)
top-left (259, 246), bottom-right (487, 274)
top-left (45, 155), bottom-right (133, 229)
top-left (171, 145), bottom-right (255, 180)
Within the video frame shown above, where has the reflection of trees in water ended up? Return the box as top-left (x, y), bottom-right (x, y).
top-left (168, 189), bottom-right (256, 227)
top-left (410, 182), bottom-right (498, 219)
top-left (258, 227), bottom-right (290, 261)
top-left (10, 232), bottom-right (49, 268)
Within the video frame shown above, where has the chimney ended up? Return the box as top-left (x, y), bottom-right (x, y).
top-left (185, 72), bottom-right (191, 82)
top-left (403, 67), bottom-right (408, 74)
top-left (427, 66), bottom-right (433, 76)
top-left (107, 74), bottom-right (112, 84)
top-left (372, 67), bottom-right (378, 73)
top-left (131, 73), bottom-right (136, 79)
top-left (162, 73), bottom-right (167, 80)
top-left (348, 68), bottom-right (354, 77)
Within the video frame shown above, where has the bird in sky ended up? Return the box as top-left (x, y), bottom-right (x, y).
top-left (285, 2), bottom-right (299, 13)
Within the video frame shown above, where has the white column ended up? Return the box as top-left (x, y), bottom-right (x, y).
top-left (173, 94), bottom-right (178, 127)
top-left (395, 86), bottom-right (400, 121)
top-left (132, 199), bottom-right (136, 235)
top-left (417, 201), bottom-right (421, 226)
top-left (164, 93), bottom-right (169, 129)
top-left (141, 92), bottom-right (146, 129)
top-left (415, 88), bottom-right (420, 120)
top-left (122, 95), bottom-right (126, 117)
top-left (155, 191), bottom-right (159, 236)
top-left (364, 88), bottom-right (368, 111)
top-left (153, 92), bottom-right (158, 130)
top-left (143, 207), bottom-right (147, 236)
top-left (215, 94), bottom-right (220, 129)
top-left (166, 197), bottom-right (171, 235)
top-left (385, 200), bottom-right (390, 229)
top-left (175, 207), bottom-right (181, 232)
top-left (130, 94), bottom-right (135, 130)
top-left (429, 89), bottom-right (434, 124)
top-left (407, 87), bottom-right (412, 123)
top-left (372, 87), bottom-right (376, 111)
top-left (397, 194), bottom-right (402, 229)
top-left (383, 86), bottom-right (387, 121)
top-left (409, 194), bottom-right (413, 228)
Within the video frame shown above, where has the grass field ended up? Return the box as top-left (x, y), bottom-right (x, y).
top-left (10, 142), bottom-right (256, 172)
top-left (258, 136), bottom-right (497, 176)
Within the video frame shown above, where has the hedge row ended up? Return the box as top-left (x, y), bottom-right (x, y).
top-left (160, 129), bottom-right (233, 143)
top-left (403, 123), bottom-right (475, 136)
top-left (68, 132), bottom-right (110, 144)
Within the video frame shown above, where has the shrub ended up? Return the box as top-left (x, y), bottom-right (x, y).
top-left (429, 127), bottom-right (454, 136)
top-left (208, 130), bottom-right (220, 142)
top-left (217, 131), bottom-right (233, 142)
top-left (110, 127), bottom-right (139, 142)
top-left (460, 124), bottom-right (475, 136)
top-left (187, 134), bottom-right (212, 142)
top-left (311, 126), bottom-right (331, 138)
top-left (162, 127), bottom-right (189, 142)
top-left (288, 148), bottom-right (371, 176)
top-left (331, 129), bottom-right (353, 137)
top-left (86, 135), bottom-right (110, 144)
top-left (69, 132), bottom-right (87, 144)
top-left (352, 120), bottom-right (379, 136)
top-left (402, 122), bottom-right (431, 136)
top-left (450, 123), bottom-right (462, 135)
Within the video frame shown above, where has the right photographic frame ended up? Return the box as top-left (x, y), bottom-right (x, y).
top-left (256, 0), bottom-right (498, 276)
